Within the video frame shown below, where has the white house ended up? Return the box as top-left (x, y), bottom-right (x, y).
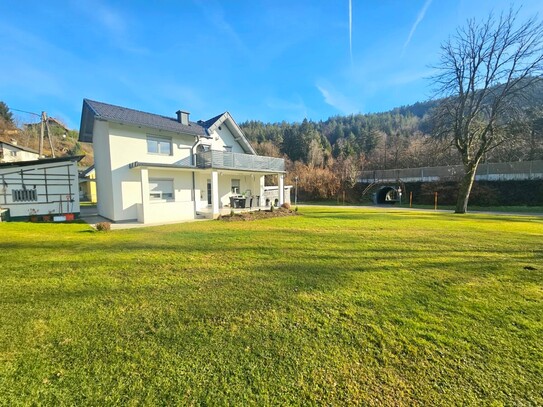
top-left (0, 140), bottom-right (40, 163)
top-left (0, 156), bottom-right (82, 220)
top-left (79, 165), bottom-right (97, 202)
top-left (78, 99), bottom-right (288, 224)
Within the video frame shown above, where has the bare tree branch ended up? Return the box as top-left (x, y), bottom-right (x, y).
top-left (430, 6), bottom-right (543, 213)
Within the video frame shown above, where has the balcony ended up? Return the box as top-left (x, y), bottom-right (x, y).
top-left (196, 150), bottom-right (285, 172)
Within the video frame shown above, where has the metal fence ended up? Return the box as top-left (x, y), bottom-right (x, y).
top-left (358, 160), bottom-right (543, 183)
top-left (196, 150), bottom-right (285, 172)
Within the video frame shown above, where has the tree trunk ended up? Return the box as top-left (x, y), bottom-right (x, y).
top-left (455, 162), bottom-right (478, 213)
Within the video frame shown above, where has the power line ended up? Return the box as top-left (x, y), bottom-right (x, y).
top-left (9, 107), bottom-right (41, 117)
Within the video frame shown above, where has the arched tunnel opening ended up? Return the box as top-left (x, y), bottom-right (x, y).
top-left (373, 186), bottom-right (400, 205)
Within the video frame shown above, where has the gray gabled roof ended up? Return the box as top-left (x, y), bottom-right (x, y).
top-left (78, 99), bottom-right (256, 155)
top-left (79, 99), bottom-right (206, 142)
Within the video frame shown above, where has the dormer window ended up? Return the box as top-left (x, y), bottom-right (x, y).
top-left (147, 135), bottom-right (172, 155)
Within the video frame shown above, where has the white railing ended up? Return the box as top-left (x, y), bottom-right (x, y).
top-left (358, 160), bottom-right (543, 183)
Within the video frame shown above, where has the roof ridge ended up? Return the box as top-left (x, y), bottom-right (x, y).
top-left (86, 98), bottom-right (176, 120)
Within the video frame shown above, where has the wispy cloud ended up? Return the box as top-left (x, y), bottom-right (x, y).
top-left (402, 0), bottom-right (433, 55)
top-left (316, 81), bottom-right (357, 114)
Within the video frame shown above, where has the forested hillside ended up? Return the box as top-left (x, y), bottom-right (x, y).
top-left (2, 79), bottom-right (543, 201)
top-left (240, 81), bottom-right (543, 199)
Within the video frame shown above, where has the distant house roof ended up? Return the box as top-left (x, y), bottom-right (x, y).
top-left (0, 140), bottom-right (39, 155)
top-left (79, 164), bottom-right (95, 177)
top-left (79, 99), bottom-right (207, 142)
top-left (24, 117), bottom-right (69, 132)
top-left (0, 155), bottom-right (83, 169)
top-left (78, 99), bottom-right (256, 155)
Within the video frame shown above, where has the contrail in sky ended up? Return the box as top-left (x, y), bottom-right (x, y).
top-left (349, 0), bottom-right (353, 66)
top-left (402, 0), bottom-right (433, 55)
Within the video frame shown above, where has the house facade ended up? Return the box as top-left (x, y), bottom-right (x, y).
top-left (0, 141), bottom-right (40, 163)
top-left (78, 99), bottom-right (288, 224)
top-left (79, 165), bottom-right (97, 202)
top-left (0, 156), bottom-right (82, 220)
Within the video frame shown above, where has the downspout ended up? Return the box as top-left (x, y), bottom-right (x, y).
top-left (191, 135), bottom-right (200, 214)
top-left (191, 135), bottom-right (200, 167)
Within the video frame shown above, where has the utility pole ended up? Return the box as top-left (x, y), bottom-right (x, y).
top-left (39, 111), bottom-right (55, 158)
top-left (45, 115), bottom-right (55, 158)
top-left (39, 111), bottom-right (45, 157)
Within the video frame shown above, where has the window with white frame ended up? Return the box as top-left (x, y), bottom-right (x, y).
top-left (149, 179), bottom-right (174, 200)
top-left (147, 135), bottom-right (172, 155)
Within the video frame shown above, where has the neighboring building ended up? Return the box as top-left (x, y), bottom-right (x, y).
top-left (78, 99), bottom-right (288, 224)
top-left (0, 140), bottom-right (40, 163)
top-left (24, 117), bottom-right (69, 133)
top-left (79, 165), bottom-right (97, 203)
top-left (0, 156), bottom-right (82, 220)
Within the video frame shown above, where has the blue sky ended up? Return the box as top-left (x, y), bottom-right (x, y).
top-left (0, 0), bottom-right (541, 129)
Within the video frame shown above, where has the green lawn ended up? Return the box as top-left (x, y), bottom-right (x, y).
top-left (1, 207), bottom-right (542, 405)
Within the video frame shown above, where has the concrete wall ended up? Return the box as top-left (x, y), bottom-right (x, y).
top-left (93, 120), bottom-right (115, 220)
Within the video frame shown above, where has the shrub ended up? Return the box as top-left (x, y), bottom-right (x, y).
top-left (270, 204), bottom-right (274, 213)
top-left (281, 202), bottom-right (291, 210)
top-left (95, 222), bottom-right (111, 232)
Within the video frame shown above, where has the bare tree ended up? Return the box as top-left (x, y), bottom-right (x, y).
top-left (432, 8), bottom-right (543, 213)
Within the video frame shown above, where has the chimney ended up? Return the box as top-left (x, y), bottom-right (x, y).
top-left (176, 110), bottom-right (190, 126)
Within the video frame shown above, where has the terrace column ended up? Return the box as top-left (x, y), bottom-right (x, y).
top-left (211, 170), bottom-right (220, 219)
top-left (140, 168), bottom-right (150, 223)
top-left (278, 173), bottom-right (284, 206)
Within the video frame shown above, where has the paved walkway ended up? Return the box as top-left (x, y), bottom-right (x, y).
top-left (79, 205), bottom-right (267, 230)
top-left (79, 205), bottom-right (209, 230)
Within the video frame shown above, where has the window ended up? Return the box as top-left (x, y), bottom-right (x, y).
top-left (149, 179), bottom-right (174, 200)
top-left (10, 150), bottom-right (17, 157)
top-left (12, 189), bottom-right (37, 202)
top-left (147, 136), bottom-right (172, 155)
top-left (231, 179), bottom-right (240, 194)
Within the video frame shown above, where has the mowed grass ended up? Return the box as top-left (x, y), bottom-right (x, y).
top-left (1, 208), bottom-right (542, 405)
